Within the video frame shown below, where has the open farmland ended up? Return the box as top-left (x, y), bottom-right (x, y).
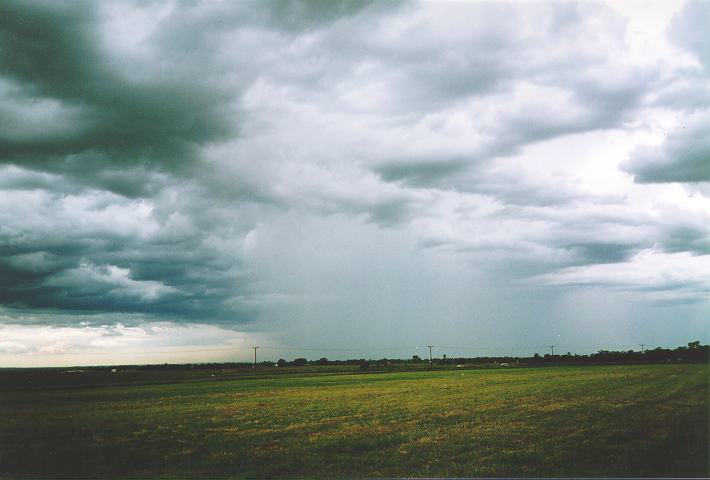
top-left (0, 364), bottom-right (707, 478)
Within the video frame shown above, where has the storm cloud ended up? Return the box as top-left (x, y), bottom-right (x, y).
top-left (0, 0), bottom-right (708, 364)
top-left (621, 1), bottom-right (710, 185)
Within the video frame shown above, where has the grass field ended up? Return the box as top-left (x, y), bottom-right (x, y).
top-left (1, 363), bottom-right (707, 478)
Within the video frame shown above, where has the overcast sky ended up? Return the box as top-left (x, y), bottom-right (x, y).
top-left (1, 0), bottom-right (708, 367)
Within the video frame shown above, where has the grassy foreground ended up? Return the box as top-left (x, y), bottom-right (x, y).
top-left (0, 364), bottom-right (707, 477)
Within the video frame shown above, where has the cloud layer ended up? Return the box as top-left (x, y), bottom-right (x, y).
top-left (0, 0), bottom-right (708, 362)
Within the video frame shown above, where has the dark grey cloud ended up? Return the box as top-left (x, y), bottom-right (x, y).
top-left (0, 3), bottom-right (229, 150)
top-left (0, 184), bottom-right (267, 325)
top-left (662, 225), bottom-right (710, 255)
top-left (0, 0), bottom-right (396, 325)
top-left (622, 114), bottom-right (710, 183)
top-left (655, 208), bottom-right (710, 256)
top-left (0, 0), bottom-right (709, 356)
top-left (0, 0), bottom-right (238, 199)
top-left (342, 6), bottom-right (655, 194)
top-left (566, 242), bottom-right (638, 265)
top-left (0, 236), bottom-right (258, 323)
top-left (620, 1), bottom-right (710, 185)
top-left (0, 0), bottom-right (405, 201)
top-left (375, 157), bottom-right (469, 188)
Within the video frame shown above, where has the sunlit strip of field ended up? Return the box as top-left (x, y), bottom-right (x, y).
top-left (0, 364), bottom-right (707, 477)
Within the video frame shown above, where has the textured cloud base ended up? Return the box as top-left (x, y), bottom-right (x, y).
top-left (0, 1), bottom-right (708, 363)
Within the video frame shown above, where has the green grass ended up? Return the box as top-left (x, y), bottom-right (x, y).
top-left (0, 364), bottom-right (707, 477)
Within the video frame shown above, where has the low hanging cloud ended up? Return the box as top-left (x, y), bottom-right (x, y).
top-left (622, 113), bottom-right (710, 183)
top-left (621, 0), bottom-right (709, 185)
top-left (0, 0), bottom-right (709, 357)
top-left (0, 2), bottom-right (232, 195)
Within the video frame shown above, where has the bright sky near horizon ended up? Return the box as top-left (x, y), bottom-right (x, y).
top-left (0, 0), bottom-right (708, 367)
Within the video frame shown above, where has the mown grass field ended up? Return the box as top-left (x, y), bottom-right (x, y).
top-left (0, 363), bottom-right (707, 478)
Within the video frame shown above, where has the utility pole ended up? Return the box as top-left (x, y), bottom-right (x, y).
top-left (548, 345), bottom-right (555, 356)
top-left (252, 346), bottom-right (259, 369)
top-left (428, 345), bottom-right (433, 369)
top-left (639, 344), bottom-right (645, 353)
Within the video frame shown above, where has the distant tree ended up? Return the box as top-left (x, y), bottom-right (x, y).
top-left (276, 359), bottom-right (287, 367)
top-left (316, 357), bottom-right (329, 365)
top-left (412, 355), bottom-right (421, 363)
top-left (292, 357), bottom-right (307, 366)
